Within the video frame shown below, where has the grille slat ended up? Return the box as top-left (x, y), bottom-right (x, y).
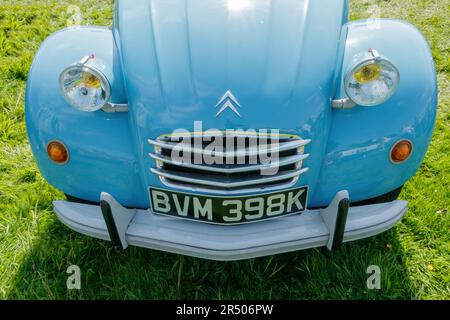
top-left (149, 153), bottom-right (310, 174)
top-left (148, 138), bottom-right (310, 158)
top-left (150, 168), bottom-right (309, 188)
top-left (149, 133), bottom-right (310, 193)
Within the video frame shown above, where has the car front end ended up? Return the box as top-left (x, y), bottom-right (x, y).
top-left (26, 0), bottom-right (437, 261)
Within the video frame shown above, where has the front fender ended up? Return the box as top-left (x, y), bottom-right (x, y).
top-left (25, 27), bottom-right (146, 207)
top-left (311, 19), bottom-right (438, 206)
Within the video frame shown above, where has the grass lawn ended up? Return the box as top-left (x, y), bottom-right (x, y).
top-left (0, 0), bottom-right (448, 300)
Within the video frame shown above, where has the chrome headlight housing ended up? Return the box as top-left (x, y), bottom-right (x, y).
top-left (344, 49), bottom-right (400, 107)
top-left (59, 59), bottom-right (111, 112)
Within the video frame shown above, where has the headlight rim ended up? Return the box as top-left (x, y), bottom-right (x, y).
top-left (59, 63), bottom-right (111, 112)
top-left (344, 55), bottom-right (400, 107)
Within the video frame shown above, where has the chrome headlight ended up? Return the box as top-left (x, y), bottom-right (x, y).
top-left (59, 60), bottom-right (111, 112)
top-left (344, 49), bottom-right (400, 107)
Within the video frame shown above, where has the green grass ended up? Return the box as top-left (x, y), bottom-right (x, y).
top-left (0, 0), bottom-right (449, 300)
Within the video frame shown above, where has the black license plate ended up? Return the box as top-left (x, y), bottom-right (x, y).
top-left (149, 187), bottom-right (308, 225)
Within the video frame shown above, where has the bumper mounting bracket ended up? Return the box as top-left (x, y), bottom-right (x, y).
top-left (320, 190), bottom-right (350, 251)
top-left (100, 192), bottom-right (136, 250)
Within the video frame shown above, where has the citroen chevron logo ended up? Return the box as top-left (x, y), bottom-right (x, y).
top-left (215, 90), bottom-right (242, 117)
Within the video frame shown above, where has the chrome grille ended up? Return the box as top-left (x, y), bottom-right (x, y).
top-left (149, 133), bottom-right (310, 193)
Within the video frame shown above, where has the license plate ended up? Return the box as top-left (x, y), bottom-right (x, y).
top-left (149, 187), bottom-right (308, 225)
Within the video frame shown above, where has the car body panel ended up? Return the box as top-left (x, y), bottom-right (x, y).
top-left (116, 0), bottom-right (347, 201)
top-left (26, 0), bottom-right (437, 211)
top-left (26, 27), bottom-right (147, 207)
top-left (311, 19), bottom-right (437, 206)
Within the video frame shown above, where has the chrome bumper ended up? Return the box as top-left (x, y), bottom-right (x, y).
top-left (53, 191), bottom-right (407, 261)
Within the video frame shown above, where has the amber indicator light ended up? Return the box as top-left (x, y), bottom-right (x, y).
top-left (47, 141), bottom-right (69, 164)
top-left (391, 140), bottom-right (413, 163)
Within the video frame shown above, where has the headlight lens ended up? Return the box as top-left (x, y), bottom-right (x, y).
top-left (60, 65), bottom-right (110, 112)
top-left (345, 57), bottom-right (400, 107)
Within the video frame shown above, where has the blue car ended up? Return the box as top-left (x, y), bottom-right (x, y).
top-left (26, 0), bottom-right (437, 261)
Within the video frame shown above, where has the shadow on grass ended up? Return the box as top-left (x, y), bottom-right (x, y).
top-left (6, 217), bottom-right (414, 299)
